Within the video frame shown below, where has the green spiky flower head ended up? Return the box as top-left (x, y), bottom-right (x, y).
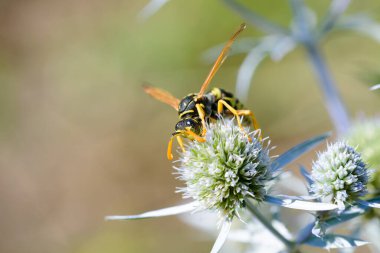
top-left (345, 119), bottom-right (380, 193)
top-left (345, 119), bottom-right (380, 218)
top-left (310, 142), bottom-right (371, 210)
top-left (176, 119), bottom-right (273, 220)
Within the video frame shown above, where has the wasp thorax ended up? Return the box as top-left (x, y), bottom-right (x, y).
top-left (178, 94), bottom-right (197, 114)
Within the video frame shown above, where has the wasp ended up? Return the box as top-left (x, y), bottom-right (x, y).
top-left (143, 23), bottom-right (261, 160)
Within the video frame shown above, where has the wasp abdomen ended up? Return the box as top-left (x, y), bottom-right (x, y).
top-left (207, 88), bottom-right (243, 118)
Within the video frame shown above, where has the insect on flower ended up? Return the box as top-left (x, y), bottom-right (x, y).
top-left (143, 23), bottom-right (261, 160)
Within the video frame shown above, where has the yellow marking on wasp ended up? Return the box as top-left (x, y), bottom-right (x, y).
top-left (218, 97), bottom-right (236, 111)
top-left (195, 104), bottom-right (207, 136)
top-left (211, 88), bottom-right (222, 100)
top-left (167, 134), bottom-right (191, 160)
top-left (167, 136), bottom-right (174, 160)
top-left (176, 135), bottom-right (186, 152)
top-left (218, 100), bottom-right (242, 129)
top-left (184, 129), bottom-right (206, 142)
top-left (179, 110), bottom-right (194, 118)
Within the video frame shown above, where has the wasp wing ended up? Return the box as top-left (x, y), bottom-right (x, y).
top-left (198, 23), bottom-right (246, 98)
top-left (143, 85), bottom-right (180, 111)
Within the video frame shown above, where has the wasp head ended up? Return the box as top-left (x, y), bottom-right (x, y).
top-left (173, 118), bottom-right (202, 138)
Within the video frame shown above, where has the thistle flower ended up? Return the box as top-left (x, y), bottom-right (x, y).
top-left (345, 119), bottom-right (380, 193)
top-left (176, 119), bottom-right (272, 220)
top-left (345, 118), bottom-right (380, 220)
top-left (106, 118), bottom-right (336, 253)
top-left (310, 142), bottom-right (371, 210)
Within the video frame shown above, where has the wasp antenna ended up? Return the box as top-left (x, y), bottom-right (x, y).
top-left (197, 23), bottom-right (247, 98)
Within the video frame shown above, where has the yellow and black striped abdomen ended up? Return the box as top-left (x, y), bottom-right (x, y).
top-left (210, 87), bottom-right (243, 107)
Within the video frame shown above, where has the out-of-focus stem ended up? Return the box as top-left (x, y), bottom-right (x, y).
top-left (223, 0), bottom-right (289, 35)
top-left (246, 200), bottom-right (296, 251)
top-left (290, 0), bottom-right (351, 134)
top-left (304, 41), bottom-right (350, 134)
top-left (319, 0), bottom-right (352, 35)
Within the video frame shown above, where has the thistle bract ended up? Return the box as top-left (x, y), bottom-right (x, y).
top-left (311, 142), bottom-right (371, 210)
top-left (176, 119), bottom-right (273, 220)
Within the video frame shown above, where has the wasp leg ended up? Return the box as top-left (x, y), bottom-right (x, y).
top-left (195, 104), bottom-right (207, 136)
top-left (184, 129), bottom-right (206, 143)
top-left (217, 100), bottom-right (251, 141)
top-left (236, 109), bottom-right (263, 141)
top-left (176, 135), bottom-right (186, 153)
top-left (167, 136), bottom-right (174, 160)
top-left (217, 100), bottom-right (244, 130)
top-left (168, 131), bottom-right (205, 160)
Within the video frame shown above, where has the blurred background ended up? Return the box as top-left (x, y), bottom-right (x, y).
top-left (1, 0), bottom-right (380, 252)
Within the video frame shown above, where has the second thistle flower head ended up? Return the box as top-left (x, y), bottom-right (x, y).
top-left (310, 142), bottom-right (371, 210)
top-left (176, 119), bottom-right (273, 220)
top-left (345, 118), bottom-right (380, 193)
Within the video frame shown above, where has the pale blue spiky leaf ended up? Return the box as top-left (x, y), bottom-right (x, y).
top-left (300, 166), bottom-right (314, 186)
top-left (320, 0), bottom-right (351, 34)
top-left (357, 199), bottom-right (380, 209)
top-left (296, 223), bottom-right (315, 244)
top-left (138, 0), bottom-right (170, 20)
top-left (289, 0), bottom-right (317, 41)
top-left (370, 84), bottom-right (380, 90)
top-left (105, 202), bottom-right (197, 220)
top-left (274, 194), bottom-right (320, 201)
top-left (309, 200), bottom-right (377, 231)
top-left (210, 220), bottom-right (231, 253)
top-left (202, 38), bottom-right (257, 63)
top-left (269, 36), bottom-right (296, 61)
top-left (264, 195), bottom-right (338, 211)
top-left (305, 234), bottom-right (369, 250)
top-left (222, 0), bottom-right (288, 34)
top-left (271, 133), bottom-right (330, 172)
top-left (235, 35), bottom-right (296, 102)
top-left (335, 14), bottom-right (380, 43)
top-left (275, 172), bottom-right (309, 195)
top-left (235, 42), bottom-right (268, 101)
top-left (364, 219), bottom-right (380, 251)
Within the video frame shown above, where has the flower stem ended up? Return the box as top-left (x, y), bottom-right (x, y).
top-left (289, 0), bottom-right (350, 134)
top-left (223, 0), bottom-right (288, 35)
top-left (246, 200), bottom-right (296, 250)
top-left (304, 42), bottom-right (350, 134)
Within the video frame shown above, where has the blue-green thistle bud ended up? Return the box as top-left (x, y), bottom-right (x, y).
top-left (310, 142), bottom-right (371, 210)
top-left (176, 119), bottom-right (273, 220)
